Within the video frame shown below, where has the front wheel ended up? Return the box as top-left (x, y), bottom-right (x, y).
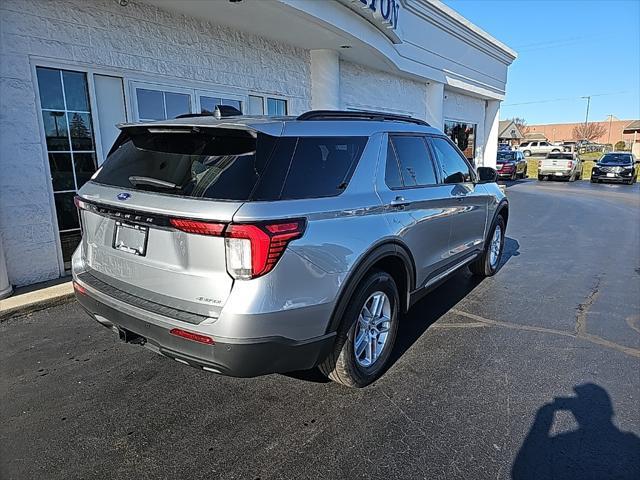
top-left (523, 150), bottom-right (531, 157)
top-left (319, 270), bottom-right (400, 388)
top-left (538, 174), bottom-right (545, 181)
top-left (469, 215), bottom-right (506, 277)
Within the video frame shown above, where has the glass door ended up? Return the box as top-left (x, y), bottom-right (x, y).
top-left (36, 67), bottom-right (98, 270)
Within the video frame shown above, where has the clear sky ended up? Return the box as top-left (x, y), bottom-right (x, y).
top-left (442, 0), bottom-right (640, 125)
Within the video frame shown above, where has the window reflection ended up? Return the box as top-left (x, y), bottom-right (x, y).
top-left (444, 120), bottom-right (476, 162)
top-left (68, 112), bottom-right (94, 151)
top-left (42, 111), bottom-right (70, 151)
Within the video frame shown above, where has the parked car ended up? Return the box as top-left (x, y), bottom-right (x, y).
top-left (538, 152), bottom-right (583, 181)
top-left (591, 152), bottom-right (638, 184)
top-left (496, 150), bottom-right (527, 180)
top-left (518, 140), bottom-right (562, 157)
top-left (71, 110), bottom-right (508, 388)
top-left (498, 143), bottom-right (511, 151)
top-left (561, 141), bottom-right (577, 152)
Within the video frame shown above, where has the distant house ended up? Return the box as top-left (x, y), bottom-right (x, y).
top-left (498, 120), bottom-right (524, 146)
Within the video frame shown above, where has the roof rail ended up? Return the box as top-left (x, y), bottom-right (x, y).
top-left (175, 105), bottom-right (242, 119)
top-left (297, 110), bottom-right (430, 127)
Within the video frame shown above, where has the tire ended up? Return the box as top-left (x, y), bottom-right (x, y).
top-left (523, 150), bottom-right (531, 157)
top-left (590, 177), bottom-right (597, 183)
top-left (538, 174), bottom-right (545, 181)
top-left (469, 215), bottom-right (506, 277)
top-left (319, 270), bottom-right (400, 388)
top-left (551, 149), bottom-right (561, 153)
top-left (569, 172), bottom-right (576, 182)
top-left (511, 170), bottom-right (517, 181)
top-left (522, 166), bottom-right (528, 179)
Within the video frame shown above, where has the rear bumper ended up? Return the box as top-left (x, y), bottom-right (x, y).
top-left (539, 169), bottom-right (572, 177)
top-left (74, 280), bottom-right (335, 378)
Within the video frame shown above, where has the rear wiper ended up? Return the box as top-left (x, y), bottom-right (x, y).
top-left (128, 176), bottom-right (178, 189)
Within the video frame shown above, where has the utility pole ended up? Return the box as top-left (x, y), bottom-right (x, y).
top-left (607, 114), bottom-right (613, 144)
top-left (581, 96), bottom-right (591, 126)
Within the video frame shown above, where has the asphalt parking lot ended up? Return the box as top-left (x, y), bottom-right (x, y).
top-left (2, 179), bottom-right (639, 480)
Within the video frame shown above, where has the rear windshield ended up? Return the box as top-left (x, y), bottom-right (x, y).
top-left (546, 153), bottom-right (573, 159)
top-left (92, 128), bottom-right (367, 201)
top-left (497, 152), bottom-right (516, 161)
top-left (599, 153), bottom-right (632, 164)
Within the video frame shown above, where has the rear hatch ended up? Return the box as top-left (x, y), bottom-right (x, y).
top-left (77, 124), bottom-right (275, 319)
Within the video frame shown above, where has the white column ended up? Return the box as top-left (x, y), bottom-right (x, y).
top-left (0, 235), bottom-right (12, 299)
top-left (483, 100), bottom-right (500, 168)
top-left (425, 81), bottom-right (444, 130)
top-left (310, 49), bottom-right (340, 110)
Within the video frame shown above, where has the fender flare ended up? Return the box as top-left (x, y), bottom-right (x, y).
top-left (325, 241), bottom-right (415, 335)
top-left (490, 199), bottom-right (509, 234)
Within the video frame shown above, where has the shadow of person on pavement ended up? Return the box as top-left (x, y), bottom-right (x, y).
top-left (512, 383), bottom-right (640, 480)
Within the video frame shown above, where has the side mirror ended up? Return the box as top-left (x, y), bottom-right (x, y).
top-left (477, 167), bottom-right (498, 183)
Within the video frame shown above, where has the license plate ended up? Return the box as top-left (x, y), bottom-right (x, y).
top-left (554, 172), bottom-right (564, 176)
top-left (606, 173), bottom-right (615, 177)
top-left (113, 221), bottom-right (148, 256)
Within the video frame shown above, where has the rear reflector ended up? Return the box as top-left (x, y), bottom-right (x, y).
top-left (169, 218), bottom-right (225, 236)
top-left (73, 282), bottom-right (87, 295)
top-left (169, 328), bottom-right (214, 345)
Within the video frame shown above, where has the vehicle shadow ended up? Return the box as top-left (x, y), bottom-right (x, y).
top-left (511, 383), bottom-right (640, 480)
top-left (288, 237), bottom-right (520, 384)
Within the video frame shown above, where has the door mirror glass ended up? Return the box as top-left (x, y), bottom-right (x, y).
top-left (477, 167), bottom-right (498, 184)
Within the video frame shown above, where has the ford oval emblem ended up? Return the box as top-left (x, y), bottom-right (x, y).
top-left (117, 192), bottom-right (131, 201)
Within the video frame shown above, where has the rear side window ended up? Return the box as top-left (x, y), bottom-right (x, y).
top-left (275, 136), bottom-right (367, 200)
top-left (94, 131), bottom-right (367, 201)
top-left (429, 137), bottom-right (473, 184)
top-left (389, 136), bottom-right (438, 187)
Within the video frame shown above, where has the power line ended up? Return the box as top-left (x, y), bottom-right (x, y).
top-left (502, 91), bottom-right (628, 107)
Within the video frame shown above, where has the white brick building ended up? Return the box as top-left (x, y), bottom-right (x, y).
top-left (0, 0), bottom-right (516, 290)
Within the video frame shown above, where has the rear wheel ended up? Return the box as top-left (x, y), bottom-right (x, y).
top-left (469, 215), bottom-right (505, 277)
top-left (319, 270), bottom-right (400, 388)
top-left (523, 150), bottom-right (531, 157)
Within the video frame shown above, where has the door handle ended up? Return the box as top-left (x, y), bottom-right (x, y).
top-left (389, 196), bottom-right (410, 208)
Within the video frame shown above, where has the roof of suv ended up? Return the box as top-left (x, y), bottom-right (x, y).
top-left (118, 110), bottom-right (443, 137)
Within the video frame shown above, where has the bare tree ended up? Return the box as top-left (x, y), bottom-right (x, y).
top-left (509, 117), bottom-right (529, 134)
top-left (572, 122), bottom-right (607, 142)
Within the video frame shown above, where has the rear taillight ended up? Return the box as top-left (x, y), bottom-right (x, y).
top-left (225, 220), bottom-right (305, 279)
top-left (168, 217), bottom-right (306, 280)
top-left (169, 218), bottom-right (225, 236)
top-left (74, 196), bottom-right (86, 235)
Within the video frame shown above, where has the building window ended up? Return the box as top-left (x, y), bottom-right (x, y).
top-left (444, 120), bottom-right (477, 163)
top-left (36, 67), bottom-right (98, 269)
top-left (248, 95), bottom-right (287, 116)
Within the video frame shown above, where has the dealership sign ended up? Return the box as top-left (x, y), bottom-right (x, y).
top-left (339, 0), bottom-right (402, 43)
top-left (357, 0), bottom-right (400, 30)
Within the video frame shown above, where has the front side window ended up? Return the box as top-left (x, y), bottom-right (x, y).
top-left (389, 136), bottom-right (438, 187)
top-left (36, 67), bottom-right (98, 268)
top-left (429, 137), bottom-right (473, 184)
top-left (444, 120), bottom-right (477, 162)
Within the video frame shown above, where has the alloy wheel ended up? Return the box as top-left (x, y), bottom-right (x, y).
top-left (353, 291), bottom-right (392, 368)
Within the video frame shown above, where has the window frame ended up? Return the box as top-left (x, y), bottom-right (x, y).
top-left (426, 134), bottom-right (477, 184)
top-left (385, 134), bottom-right (442, 191)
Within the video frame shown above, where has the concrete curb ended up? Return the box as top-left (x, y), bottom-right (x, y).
top-left (0, 281), bottom-right (74, 321)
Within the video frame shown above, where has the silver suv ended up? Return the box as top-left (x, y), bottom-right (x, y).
top-left (72, 110), bottom-right (508, 388)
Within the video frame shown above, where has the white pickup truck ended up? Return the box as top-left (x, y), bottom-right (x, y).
top-left (538, 152), bottom-right (583, 181)
top-left (518, 140), bottom-right (562, 157)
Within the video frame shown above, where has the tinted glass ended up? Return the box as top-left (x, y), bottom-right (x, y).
top-left (74, 152), bottom-right (97, 187)
top-left (42, 111), bottom-right (70, 151)
top-left (600, 153), bottom-right (632, 164)
top-left (67, 112), bottom-right (94, 150)
top-left (430, 137), bottom-right (473, 184)
top-left (36, 67), bottom-right (64, 110)
top-left (279, 137), bottom-right (367, 199)
top-left (62, 70), bottom-right (89, 111)
top-left (547, 153), bottom-right (573, 159)
top-left (520, 142), bottom-right (529, 147)
top-left (165, 92), bottom-right (190, 118)
top-left (48, 153), bottom-right (74, 191)
top-left (54, 192), bottom-right (79, 230)
top-left (137, 89), bottom-right (164, 120)
top-left (94, 130), bottom-right (274, 201)
top-left (385, 141), bottom-right (403, 189)
top-left (391, 136), bottom-right (437, 187)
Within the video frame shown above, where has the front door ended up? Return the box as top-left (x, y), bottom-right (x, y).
top-left (36, 67), bottom-right (99, 270)
top-left (428, 136), bottom-right (489, 261)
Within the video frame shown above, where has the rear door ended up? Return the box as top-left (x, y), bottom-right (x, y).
top-left (427, 136), bottom-right (489, 260)
top-left (377, 134), bottom-right (453, 287)
top-left (77, 126), bottom-right (274, 318)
